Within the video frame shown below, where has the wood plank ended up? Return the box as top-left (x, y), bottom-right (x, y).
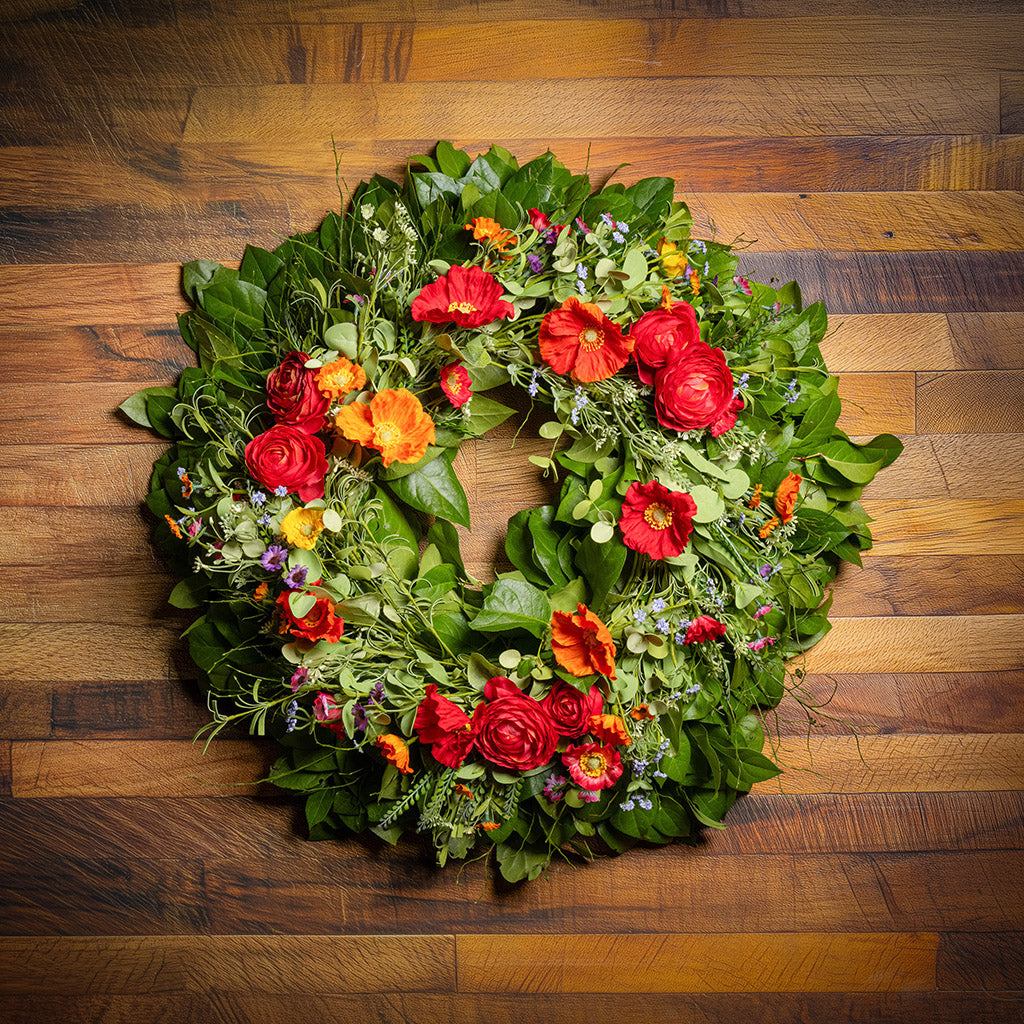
top-left (827, 556), bottom-right (1024, 616)
top-left (9, 739), bottom-right (274, 798)
top-left (0, 325), bottom-right (192, 383)
top-left (455, 932), bottom-right (937, 993)
top-left (938, 931), bottom-right (1024, 991)
top-left (861, 500), bottom-right (1024, 557)
top-left (916, 371), bottom-right (1024, 434)
top-left (11, 731), bottom-right (1023, 799)
top-left (766, 734), bottom-right (1024, 795)
top-left (9, 992), bottom-right (1024, 1024)
top-left (0, 264), bottom-right (183, 325)
top-left (689, 191), bottom-right (1024, 252)
top-left (790, 671), bottom-right (1024, 735)
top-left (4, 136), bottom-right (1023, 213)
top-left (6, 19), bottom-right (1024, 86)
top-left (2, 992), bottom-right (1021, 1024)
top-left (824, 313), bottom-right (1024, 372)
top-left (181, 79), bottom-right (1000, 144)
top-left (5, 790), bottom-right (1022, 862)
top-left (0, 444), bottom-right (169, 505)
top-left (799, 615), bottom-right (1024, 674)
top-left (736, 251), bottom-right (1024, 313)
top-left (0, 935), bottom-right (455, 993)
top-left (1002, 72), bottom-right (1024, 132)
top-left (859, 434), bottom-right (1024, 499)
top-left (836, 373), bottom-right (916, 434)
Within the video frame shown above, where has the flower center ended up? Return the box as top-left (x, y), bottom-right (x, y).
top-left (448, 301), bottom-right (478, 314)
top-left (444, 370), bottom-right (465, 395)
top-left (578, 327), bottom-right (605, 352)
top-left (643, 502), bottom-right (673, 531)
top-left (374, 420), bottom-right (401, 449)
top-left (580, 751), bottom-right (608, 777)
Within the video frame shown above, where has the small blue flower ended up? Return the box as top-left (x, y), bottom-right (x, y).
top-left (576, 263), bottom-right (588, 279)
top-left (638, 797), bottom-right (653, 811)
top-left (257, 514), bottom-right (272, 527)
top-left (650, 598), bottom-right (666, 614)
top-left (252, 490), bottom-right (267, 507)
top-left (619, 799), bottom-right (636, 812)
top-left (576, 280), bottom-right (587, 296)
top-left (655, 618), bottom-right (670, 634)
top-left (685, 683), bottom-right (702, 697)
top-left (601, 212), bottom-right (614, 225)
top-left (612, 231), bottom-right (625, 244)
top-left (617, 221), bottom-right (629, 232)
top-left (633, 609), bottom-right (648, 624)
top-left (528, 368), bottom-right (540, 398)
top-left (274, 485), bottom-right (288, 497)
top-left (176, 467), bottom-right (186, 479)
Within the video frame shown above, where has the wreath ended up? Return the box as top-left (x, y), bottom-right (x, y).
top-left (122, 141), bottom-right (901, 882)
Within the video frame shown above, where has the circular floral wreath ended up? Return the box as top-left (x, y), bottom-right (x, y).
top-left (123, 141), bottom-right (901, 882)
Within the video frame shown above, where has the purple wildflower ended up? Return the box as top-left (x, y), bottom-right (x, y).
top-left (261, 545), bottom-right (288, 571)
top-left (283, 565), bottom-right (308, 589)
top-left (527, 252), bottom-right (543, 273)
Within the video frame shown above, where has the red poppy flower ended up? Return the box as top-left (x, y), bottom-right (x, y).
top-left (618, 480), bottom-right (697, 560)
top-left (414, 683), bottom-right (476, 768)
top-left (538, 297), bottom-right (634, 383)
top-left (410, 264), bottom-right (514, 328)
top-left (630, 302), bottom-right (701, 385)
top-left (550, 603), bottom-right (616, 679)
top-left (562, 742), bottom-right (623, 791)
top-left (653, 343), bottom-right (742, 436)
top-left (684, 614), bottom-right (727, 644)
top-left (439, 362), bottom-right (472, 409)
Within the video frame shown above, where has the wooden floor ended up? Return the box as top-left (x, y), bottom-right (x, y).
top-left (2, 1), bottom-right (1023, 1021)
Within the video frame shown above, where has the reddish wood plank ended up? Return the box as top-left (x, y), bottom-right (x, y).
top-left (939, 931), bottom-right (1024, 991)
top-left (0, 935), bottom-right (455, 993)
top-left (916, 370), bottom-right (1024, 433)
top-left (9, 739), bottom-right (274, 797)
top-left (736, 250), bottom-right (1024, 312)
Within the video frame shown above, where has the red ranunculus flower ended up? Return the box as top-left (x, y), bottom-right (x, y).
top-left (653, 343), bottom-right (743, 436)
top-left (618, 480), bottom-right (697, 560)
top-left (471, 676), bottom-right (558, 772)
top-left (266, 352), bottom-right (330, 434)
top-left (542, 680), bottom-right (603, 738)
top-left (630, 302), bottom-right (701, 385)
top-left (683, 614), bottom-right (727, 645)
top-left (539, 297), bottom-right (634, 383)
top-left (562, 742), bottom-right (623, 791)
top-left (414, 683), bottom-right (476, 768)
top-left (245, 423), bottom-right (329, 501)
top-left (277, 591), bottom-right (344, 643)
top-left (410, 264), bottom-right (514, 328)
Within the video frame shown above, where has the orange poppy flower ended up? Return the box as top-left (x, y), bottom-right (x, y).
top-left (759, 516), bottom-right (780, 539)
top-left (630, 703), bottom-right (656, 722)
top-left (775, 472), bottom-right (802, 524)
top-left (315, 357), bottom-right (366, 399)
top-left (465, 217), bottom-right (518, 252)
top-left (334, 388), bottom-right (435, 468)
top-left (538, 297), bottom-right (634, 383)
top-left (589, 713), bottom-right (631, 746)
top-left (253, 582), bottom-right (268, 602)
top-left (748, 484), bottom-right (763, 509)
top-left (551, 602), bottom-right (616, 680)
top-left (454, 783), bottom-right (475, 799)
top-left (375, 733), bottom-right (413, 775)
top-left (164, 514), bottom-right (182, 539)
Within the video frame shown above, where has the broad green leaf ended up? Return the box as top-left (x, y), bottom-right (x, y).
top-left (386, 449), bottom-right (470, 528)
top-left (471, 578), bottom-right (551, 638)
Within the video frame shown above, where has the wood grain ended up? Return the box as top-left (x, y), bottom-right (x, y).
top-left (0, 934), bottom-right (455, 993)
top-left (181, 80), bottom-right (1000, 145)
top-left (3, 3), bottom-right (1023, 1019)
top-left (455, 932), bottom-right (938, 992)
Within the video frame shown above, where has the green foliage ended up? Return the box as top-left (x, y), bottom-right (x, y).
top-left (123, 139), bottom-right (900, 884)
